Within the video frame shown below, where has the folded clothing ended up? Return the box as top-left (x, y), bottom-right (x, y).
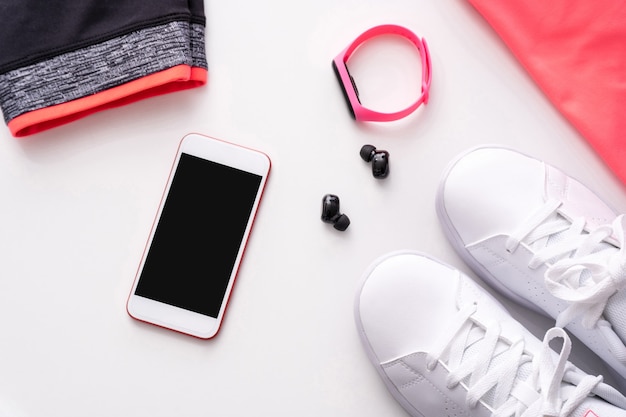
top-left (0, 0), bottom-right (208, 137)
top-left (467, 0), bottom-right (626, 185)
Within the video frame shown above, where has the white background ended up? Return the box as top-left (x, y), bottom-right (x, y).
top-left (0, 1), bottom-right (625, 416)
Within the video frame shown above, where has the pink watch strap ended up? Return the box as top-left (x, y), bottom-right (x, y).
top-left (333, 24), bottom-right (432, 122)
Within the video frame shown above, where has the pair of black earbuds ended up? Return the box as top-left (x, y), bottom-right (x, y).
top-left (321, 144), bottom-right (390, 231)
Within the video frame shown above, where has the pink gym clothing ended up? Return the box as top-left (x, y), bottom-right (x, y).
top-left (468, 0), bottom-right (626, 186)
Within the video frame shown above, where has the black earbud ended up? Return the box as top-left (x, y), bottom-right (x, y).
top-left (360, 144), bottom-right (389, 179)
top-left (321, 194), bottom-right (350, 231)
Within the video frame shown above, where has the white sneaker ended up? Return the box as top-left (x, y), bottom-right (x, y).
top-left (436, 146), bottom-right (626, 384)
top-left (355, 250), bottom-right (626, 417)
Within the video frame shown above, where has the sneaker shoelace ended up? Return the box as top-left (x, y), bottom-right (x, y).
top-left (504, 198), bottom-right (626, 361)
top-left (425, 303), bottom-right (626, 417)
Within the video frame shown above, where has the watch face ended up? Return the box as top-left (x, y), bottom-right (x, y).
top-left (332, 60), bottom-right (357, 119)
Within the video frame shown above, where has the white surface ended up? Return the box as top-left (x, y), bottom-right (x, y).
top-left (0, 1), bottom-right (625, 416)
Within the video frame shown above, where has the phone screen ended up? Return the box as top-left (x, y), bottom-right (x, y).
top-left (134, 153), bottom-right (263, 318)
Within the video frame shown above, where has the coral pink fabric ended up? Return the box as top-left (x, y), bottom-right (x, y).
top-left (468, 0), bottom-right (626, 185)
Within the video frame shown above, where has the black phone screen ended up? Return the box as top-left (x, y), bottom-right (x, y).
top-left (135, 153), bottom-right (263, 318)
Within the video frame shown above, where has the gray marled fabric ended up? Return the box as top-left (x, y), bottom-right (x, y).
top-left (190, 22), bottom-right (208, 69)
top-left (0, 20), bottom-right (207, 124)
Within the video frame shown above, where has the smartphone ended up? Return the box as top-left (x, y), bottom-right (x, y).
top-left (127, 133), bottom-right (271, 339)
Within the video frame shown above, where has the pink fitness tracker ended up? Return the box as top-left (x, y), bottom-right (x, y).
top-left (332, 24), bottom-right (432, 122)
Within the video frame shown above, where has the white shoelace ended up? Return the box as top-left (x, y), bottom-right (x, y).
top-left (425, 304), bottom-right (626, 416)
top-left (504, 199), bottom-right (626, 351)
